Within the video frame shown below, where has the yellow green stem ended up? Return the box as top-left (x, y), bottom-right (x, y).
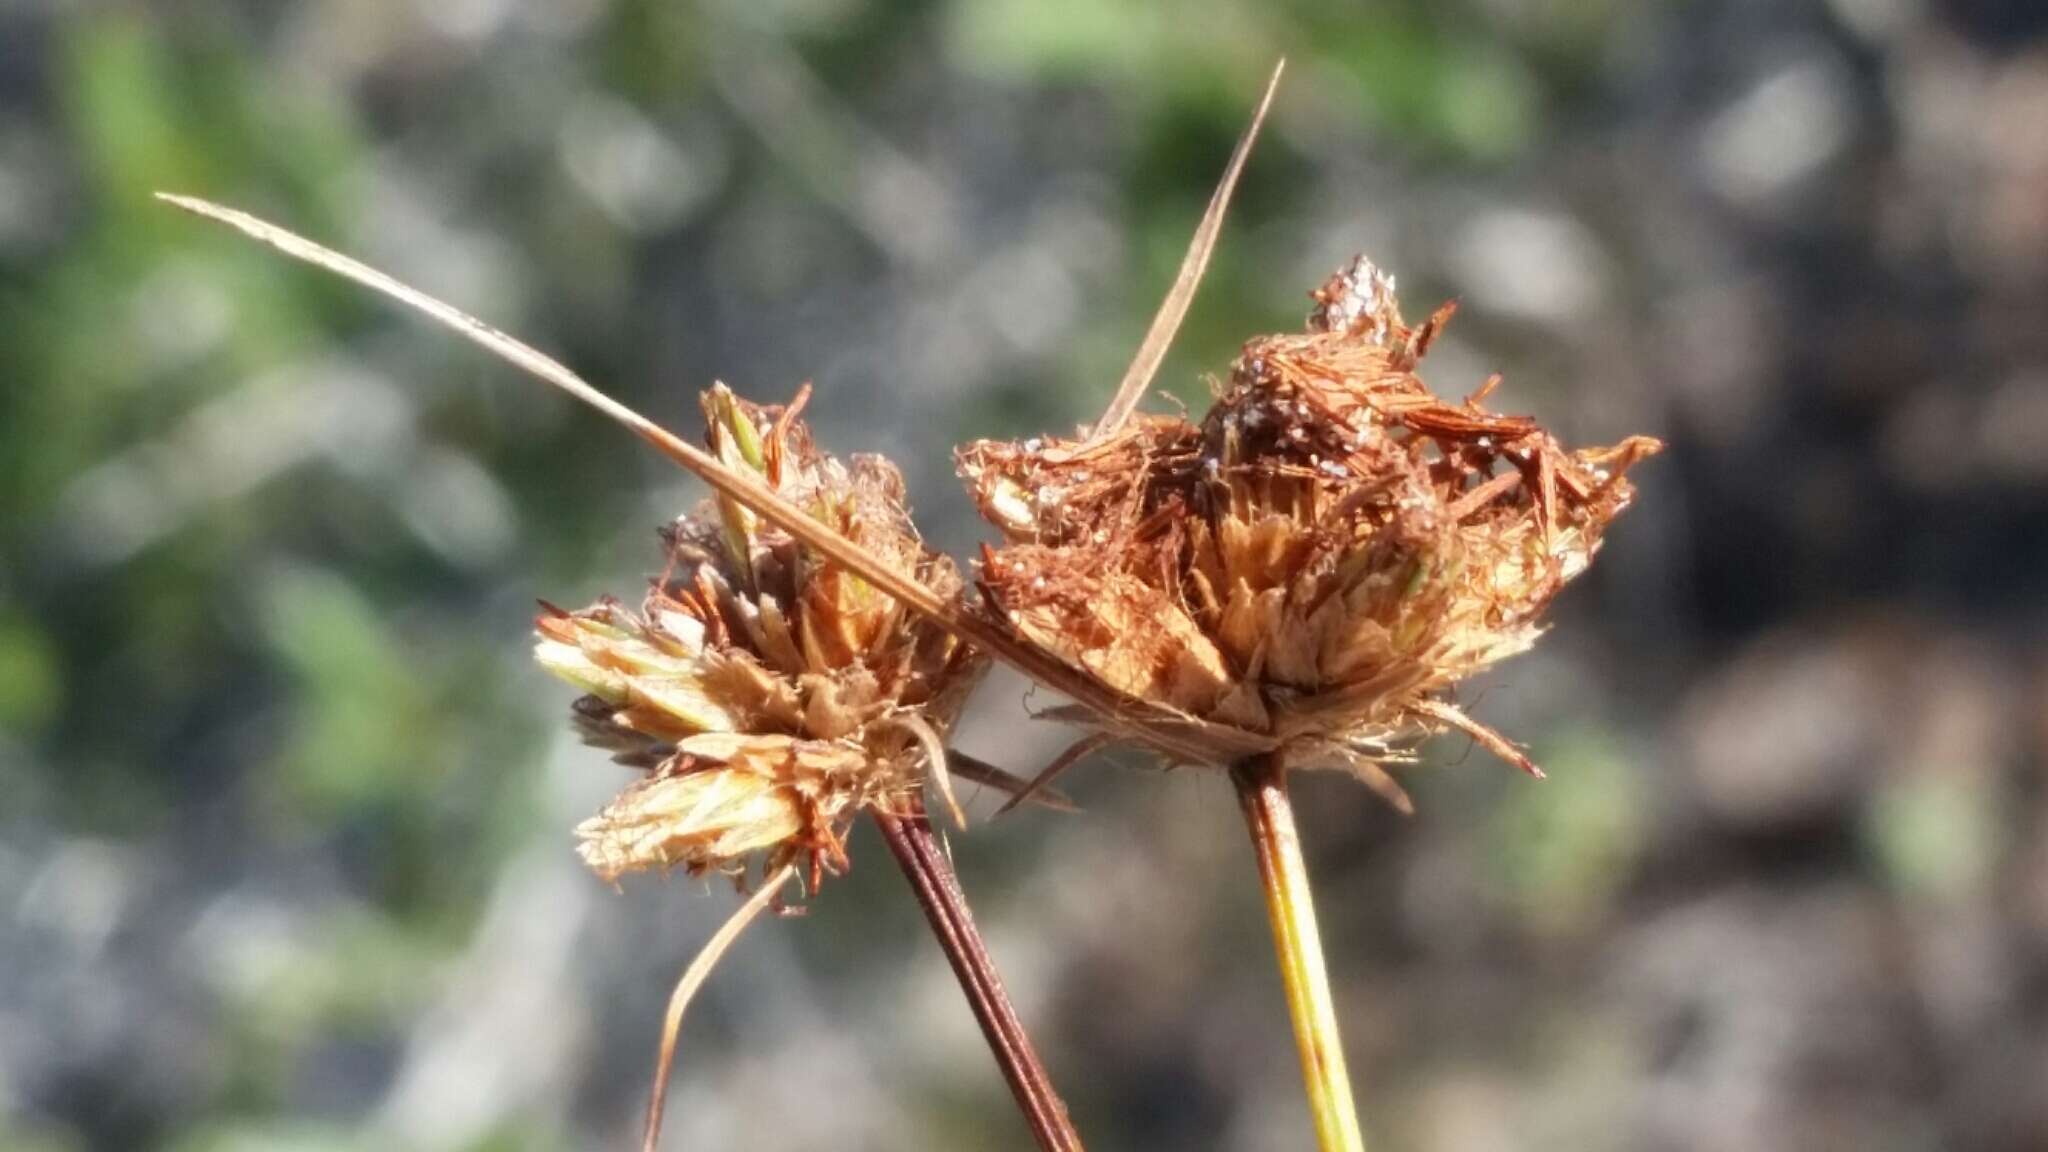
top-left (1231, 755), bottom-right (1367, 1152)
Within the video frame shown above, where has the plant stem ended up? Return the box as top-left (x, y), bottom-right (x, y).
top-left (871, 804), bottom-right (1085, 1152)
top-left (1231, 754), bottom-right (1367, 1152)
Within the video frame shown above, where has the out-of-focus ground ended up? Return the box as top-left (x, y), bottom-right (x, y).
top-left (3, 2), bottom-right (2046, 1150)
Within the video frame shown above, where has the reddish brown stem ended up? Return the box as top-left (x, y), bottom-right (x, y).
top-left (870, 805), bottom-right (1085, 1152)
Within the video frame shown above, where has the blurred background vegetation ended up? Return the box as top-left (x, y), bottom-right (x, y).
top-left (4, 1), bottom-right (2047, 1149)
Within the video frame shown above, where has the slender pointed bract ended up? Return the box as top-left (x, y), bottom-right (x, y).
top-left (157, 192), bottom-right (1219, 767)
top-left (1089, 59), bottom-right (1283, 444)
top-left (993, 732), bottom-right (1111, 818)
top-left (643, 863), bottom-right (798, 1152)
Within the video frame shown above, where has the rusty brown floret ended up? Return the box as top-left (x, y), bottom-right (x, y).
top-left (959, 256), bottom-right (1662, 809)
top-left (536, 384), bottom-right (986, 889)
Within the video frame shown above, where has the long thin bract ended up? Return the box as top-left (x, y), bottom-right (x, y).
top-left (1087, 59), bottom-right (1284, 442)
top-left (993, 732), bottom-right (1110, 817)
top-left (643, 862), bottom-right (798, 1152)
top-left (945, 750), bottom-right (1078, 812)
top-left (154, 193), bottom-right (1222, 765)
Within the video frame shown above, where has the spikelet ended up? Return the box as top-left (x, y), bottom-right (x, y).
top-left (538, 384), bottom-right (984, 886)
top-left (959, 256), bottom-right (1661, 806)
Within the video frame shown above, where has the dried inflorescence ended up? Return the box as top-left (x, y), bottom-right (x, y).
top-left (960, 256), bottom-right (1661, 807)
top-left (537, 384), bottom-right (985, 886)
top-left (156, 190), bottom-right (1090, 1152)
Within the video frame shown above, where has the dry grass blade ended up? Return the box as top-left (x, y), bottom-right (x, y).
top-left (155, 192), bottom-right (1200, 762)
top-left (1087, 59), bottom-right (1284, 443)
top-left (643, 863), bottom-right (798, 1152)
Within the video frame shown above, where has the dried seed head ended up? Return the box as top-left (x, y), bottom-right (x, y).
top-left (538, 385), bottom-right (985, 885)
top-left (959, 257), bottom-right (1662, 802)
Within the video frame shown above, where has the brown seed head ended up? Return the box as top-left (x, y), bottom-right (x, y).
top-left (959, 257), bottom-right (1661, 803)
top-left (538, 384), bottom-right (984, 885)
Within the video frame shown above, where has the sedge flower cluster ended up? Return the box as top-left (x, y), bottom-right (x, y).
top-left (537, 385), bottom-right (983, 885)
top-left (959, 257), bottom-right (1661, 807)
